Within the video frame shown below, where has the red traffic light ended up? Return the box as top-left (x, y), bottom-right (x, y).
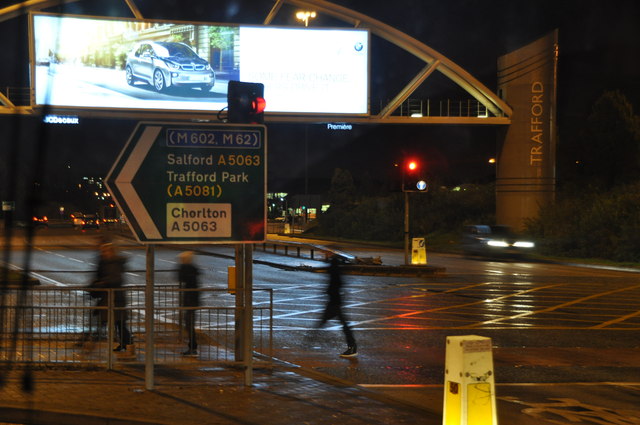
top-left (402, 158), bottom-right (427, 192)
top-left (227, 81), bottom-right (265, 124)
top-left (406, 159), bottom-right (419, 172)
top-left (252, 97), bottom-right (266, 114)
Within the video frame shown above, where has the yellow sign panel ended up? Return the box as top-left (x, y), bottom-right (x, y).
top-left (467, 383), bottom-right (494, 425)
top-left (444, 381), bottom-right (461, 425)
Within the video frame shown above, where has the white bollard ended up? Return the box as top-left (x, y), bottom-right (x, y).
top-left (443, 335), bottom-right (498, 425)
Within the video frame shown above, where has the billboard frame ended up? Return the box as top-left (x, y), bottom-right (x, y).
top-left (28, 12), bottom-right (370, 119)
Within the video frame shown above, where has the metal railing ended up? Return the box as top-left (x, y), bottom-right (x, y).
top-left (253, 240), bottom-right (356, 264)
top-left (376, 97), bottom-right (491, 118)
top-left (0, 286), bottom-right (273, 367)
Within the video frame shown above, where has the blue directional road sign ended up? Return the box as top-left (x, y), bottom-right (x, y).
top-left (105, 122), bottom-right (266, 244)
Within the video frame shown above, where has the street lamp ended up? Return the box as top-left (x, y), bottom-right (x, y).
top-left (296, 10), bottom-right (317, 27)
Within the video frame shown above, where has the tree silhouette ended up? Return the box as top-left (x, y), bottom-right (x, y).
top-left (577, 90), bottom-right (640, 188)
top-left (328, 168), bottom-right (356, 209)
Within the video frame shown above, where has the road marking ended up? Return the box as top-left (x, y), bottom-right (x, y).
top-left (349, 283), bottom-right (563, 327)
top-left (30, 272), bottom-right (67, 286)
top-left (158, 258), bottom-right (176, 264)
top-left (36, 247), bottom-right (89, 264)
top-left (464, 283), bottom-right (640, 328)
top-left (1, 260), bottom-right (69, 287)
top-left (19, 269), bottom-right (68, 287)
top-left (273, 307), bottom-right (326, 320)
top-left (359, 382), bottom-right (640, 388)
top-left (359, 384), bottom-right (438, 388)
top-left (593, 309), bottom-right (640, 328)
top-left (362, 282), bottom-right (491, 304)
top-left (497, 382), bottom-right (640, 387)
top-left (505, 396), bottom-right (640, 425)
top-left (69, 257), bottom-right (86, 263)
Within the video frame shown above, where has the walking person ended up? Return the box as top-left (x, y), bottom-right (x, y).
top-left (96, 243), bottom-right (133, 353)
top-left (178, 251), bottom-right (200, 356)
top-left (316, 255), bottom-right (357, 357)
top-left (85, 242), bottom-right (109, 341)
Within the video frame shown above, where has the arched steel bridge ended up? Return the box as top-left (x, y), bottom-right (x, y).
top-left (0, 0), bottom-right (511, 125)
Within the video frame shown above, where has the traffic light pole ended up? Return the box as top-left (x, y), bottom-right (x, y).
top-left (402, 157), bottom-right (428, 265)
top-left (404, 191), bottom-right (409, 265)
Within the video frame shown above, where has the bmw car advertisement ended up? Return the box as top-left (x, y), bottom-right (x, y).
top-left (30, 13), bottom-right (369, 115)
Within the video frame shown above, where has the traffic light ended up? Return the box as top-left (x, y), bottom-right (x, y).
top-left (227, 81), bottom-right (266, 124)
top-left (402, 158), bottom-right (428, 192)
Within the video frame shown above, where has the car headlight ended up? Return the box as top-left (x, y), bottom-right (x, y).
top-left (166, 61), bottom-right (180, 70)
top-left (487, 240), bottom-right (508, 247)
top-left (514, 241), bottom-right (535, 248)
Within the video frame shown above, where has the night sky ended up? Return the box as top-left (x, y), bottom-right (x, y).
top-left (1, 0), bottom-right (639, 194)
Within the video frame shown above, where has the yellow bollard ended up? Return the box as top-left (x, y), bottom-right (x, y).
top-left (227, 266), bottom-right (236, 294)
top-left (411, 237), bottom-right (427, 265)
top-left (443, 335), bottom-right (498, 425)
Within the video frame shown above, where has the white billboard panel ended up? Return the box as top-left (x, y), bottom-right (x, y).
top-left (30, 13), bottom-right (369, 115)
top-left (239, 27), bottom-right (368, 114)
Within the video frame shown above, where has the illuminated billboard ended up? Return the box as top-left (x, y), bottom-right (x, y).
top-left (30, 13), bottom-right (369, 115)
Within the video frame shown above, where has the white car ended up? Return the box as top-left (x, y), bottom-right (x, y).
top-left (461, 225), bottom-right (535, 258)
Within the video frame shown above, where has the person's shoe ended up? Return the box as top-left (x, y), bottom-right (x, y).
top-left (113, 345), bottom-right (126, 352)
top-left (340, 346), bottom-right (358, 358)
top-left (182, 349), bottom-right (198, 356)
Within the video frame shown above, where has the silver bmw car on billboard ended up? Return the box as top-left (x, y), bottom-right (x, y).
top-left (125, 41), bottom-right (215, 93)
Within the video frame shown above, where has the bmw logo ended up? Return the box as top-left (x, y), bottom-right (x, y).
top-left (354, 42), bottom-right (364, 52)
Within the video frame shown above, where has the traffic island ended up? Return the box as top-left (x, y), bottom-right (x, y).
top-left (300, 264), bottom-right (446, 277)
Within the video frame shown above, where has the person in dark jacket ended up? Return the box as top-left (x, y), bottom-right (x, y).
top-left (178, 251), bottom-right (200, 355)
top-left (317, 255), bottom-right (357, 357)
top-left (86, 242), bottom-right (109, 338)
top-left (95, 243), bottom-right (133, 353)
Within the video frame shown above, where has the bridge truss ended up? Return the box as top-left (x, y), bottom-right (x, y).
top-left (0, 0), bottom-right (511, 125)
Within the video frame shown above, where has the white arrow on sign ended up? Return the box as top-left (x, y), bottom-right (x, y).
top-left (113, 125), bottom-right (162, 240)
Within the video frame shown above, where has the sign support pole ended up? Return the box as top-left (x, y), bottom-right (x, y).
top-left (243, 244), bottom-right (254, 386)
top-left (145, 245), bottom-right (155, 390)
top-left (234, 244), bottom-right (245, 362)
top-left (234, 244), bottom-right (254, 386)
